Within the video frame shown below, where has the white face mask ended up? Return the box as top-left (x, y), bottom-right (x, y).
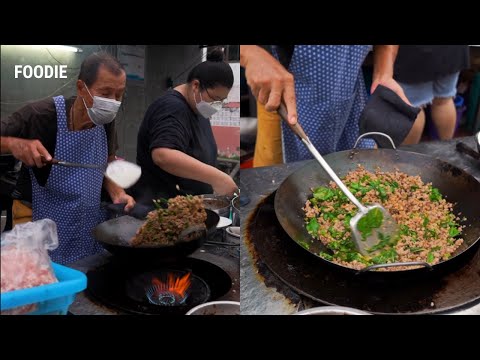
top-left (194, 90), bottom-right (222, 118)
top-left (82, 83), bottom-right (121, 126)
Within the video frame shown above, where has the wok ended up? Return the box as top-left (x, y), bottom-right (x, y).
top-left (201, 194), bottom-right (231, 218)
top-left (93, 208), bottom-right (219, 262)
top-left (274, 148), bottom-right (480, 275)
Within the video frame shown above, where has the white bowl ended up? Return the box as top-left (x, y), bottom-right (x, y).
top-left (226, 226), bottom-right (240, 238)
top-left (295, 306), bottom-right (370, 315)
top-left (185, 301), bottom-right (240, 315)
top-left (105, 160), bottom-right (141, 189)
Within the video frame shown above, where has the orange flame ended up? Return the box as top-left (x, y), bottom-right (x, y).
top-left (152, 272), bottom-right (191, 298)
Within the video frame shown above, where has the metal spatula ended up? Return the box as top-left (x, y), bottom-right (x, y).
top-left (277, 104), bottom-right (398, 256)
top-left (42, 157), bottom-right (106, 169)
top-left (41, 156), bottom-right (141, 189)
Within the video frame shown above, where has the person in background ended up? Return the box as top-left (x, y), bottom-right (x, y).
top-left (1, 51), bottom-right (135, 264)
top-left (394, 45), bottom-right (470, 143)
top-left (131, 48), bottom-right (238, 205)
top-left (240, 45), bottom-right (420, 164)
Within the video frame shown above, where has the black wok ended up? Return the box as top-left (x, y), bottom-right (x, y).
top-left (274, 148), bottom-right (480, 275)
top-left (93, 209), bottom-right (219, 262)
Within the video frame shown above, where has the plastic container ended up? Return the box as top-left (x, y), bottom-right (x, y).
top-left (1, 262), bottom-right (87, 315)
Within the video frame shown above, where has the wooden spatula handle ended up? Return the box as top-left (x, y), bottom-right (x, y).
top-left (278, 103), bottom-right (309, 143)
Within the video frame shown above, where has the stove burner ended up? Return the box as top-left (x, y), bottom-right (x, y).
top-left (130, 270), bottom-right (210, 306)
top-left (246, 192), bottom-right (480, 314)
top-left (87, 258), bottom-right (231, 315)
top-left (146, 288), bottom-right (182, 306)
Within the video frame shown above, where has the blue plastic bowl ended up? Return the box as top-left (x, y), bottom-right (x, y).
top-left (1, 262), bottom-right (87, 315)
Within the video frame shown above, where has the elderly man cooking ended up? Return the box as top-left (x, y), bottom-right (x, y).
top-left (1, 51), bottom-right (135, 265)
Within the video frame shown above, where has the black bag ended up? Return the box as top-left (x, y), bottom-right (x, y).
top-left (359, 85), bottom-right (421, 148)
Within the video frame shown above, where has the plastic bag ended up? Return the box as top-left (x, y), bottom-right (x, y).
top-left (1, 219), bottom-right (59, 315)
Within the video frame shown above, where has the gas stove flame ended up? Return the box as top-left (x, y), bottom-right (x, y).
top-left (145, 272), bottom-right (192, 306)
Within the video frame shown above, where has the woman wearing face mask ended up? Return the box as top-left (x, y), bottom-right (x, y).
top-left (1, 51), bottom-right (135, 265)
top-left (132, 48), bottom-right (238, 205)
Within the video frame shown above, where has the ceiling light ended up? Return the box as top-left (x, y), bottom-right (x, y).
top-left (30, 45), bottom-right (83, 53)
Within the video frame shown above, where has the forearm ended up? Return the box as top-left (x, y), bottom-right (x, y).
top-left (373, 45), bottom-right (398, 81)
top-left (1, 136), bottom-right (13, 153)
top-left (152, 148), bottom-right (222, 185)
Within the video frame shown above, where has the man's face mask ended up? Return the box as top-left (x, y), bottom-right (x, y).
top-left (194, 89), bottom-right (222, 119)
top-left (82, 83), bottom-right (121, 126)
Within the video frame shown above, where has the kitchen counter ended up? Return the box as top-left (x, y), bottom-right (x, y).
top-left (240, 136), bottom-right (480, 315)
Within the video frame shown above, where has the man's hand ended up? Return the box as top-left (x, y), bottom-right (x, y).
top-left (3, 137), bottom-right (52, 167)
top-left (111, 192), bottom-right (136, 212)
top-left (241, 45), bottom-right (297, 124)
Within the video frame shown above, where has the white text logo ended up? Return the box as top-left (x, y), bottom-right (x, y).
top-left (15, 65), bottom-right (67, 79)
